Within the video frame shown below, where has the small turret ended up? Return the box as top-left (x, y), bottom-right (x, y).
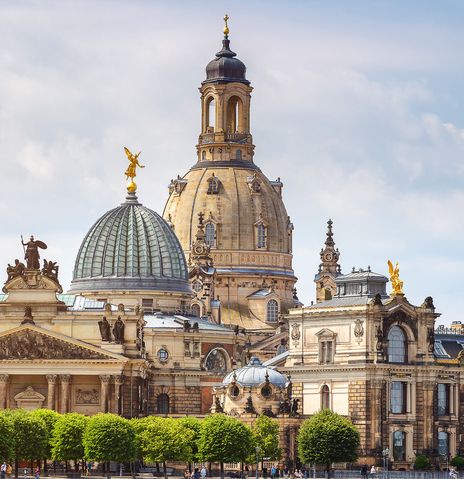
top-left (314, 219), bottom-right (341, 302)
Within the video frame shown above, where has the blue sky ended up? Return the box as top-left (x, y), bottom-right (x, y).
top-left (0, 1), bottom-right (463, 324)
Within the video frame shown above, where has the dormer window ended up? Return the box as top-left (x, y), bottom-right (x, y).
top-left (207, 174), bottom-right (220, 194)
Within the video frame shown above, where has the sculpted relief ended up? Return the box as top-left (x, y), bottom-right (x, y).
top-left (0, 330), bottom-right (110, 360)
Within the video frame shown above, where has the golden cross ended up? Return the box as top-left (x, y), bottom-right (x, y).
top-left (223, 14), bottom-right (230, 37)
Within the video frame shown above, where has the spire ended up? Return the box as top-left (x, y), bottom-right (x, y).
top-left (223, 14), bottom-right (230, 39)
top-left (318, 219), bottom-right (341, 275)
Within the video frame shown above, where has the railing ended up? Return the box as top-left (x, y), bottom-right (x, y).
top-left (225, 132), bottom-right (248, 142)
top-left (435, 326), bottom-right (464, 336)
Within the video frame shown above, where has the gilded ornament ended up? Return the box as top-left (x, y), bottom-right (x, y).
top-left (387, 259), bottom-right (404, 296)
top-left (223, 14), bottom-right (229, 37)
top-left (124, 147), bottom-right (144, 192)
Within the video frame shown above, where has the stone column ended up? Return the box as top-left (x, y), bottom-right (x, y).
top-left (46, 374), bottom-right (57, 410)
top-left (113, 375), bottom-right (123, 414)
top-left (99, 375), bottom-right (111, 413)
top-left (423, 380), bottom-right (435, 452)
top-left (0, 374), bottom-right (9, 409)
top-left (60, 375), bottom-right (71, 413)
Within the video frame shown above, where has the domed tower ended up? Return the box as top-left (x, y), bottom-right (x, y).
top-left (70, 151), bottom-right (191, 312)
top-left (163, 17), bottom-right (296, 332)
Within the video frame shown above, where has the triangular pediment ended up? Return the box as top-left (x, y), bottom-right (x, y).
top-left (0, 325), bottom-right (127, 361)
top-left (315, 328), bottom-right (336, 338)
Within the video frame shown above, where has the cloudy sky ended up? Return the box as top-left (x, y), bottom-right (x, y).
top-left (1, 1), bottom-right (463, 325)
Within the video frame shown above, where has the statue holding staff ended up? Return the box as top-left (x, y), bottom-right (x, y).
top-left (21, 235), bottom-right (47, 270)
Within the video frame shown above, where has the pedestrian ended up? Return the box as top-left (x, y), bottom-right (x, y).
top-left (370, 466), bottom-right (376, 479)
top-left (193, 468), bottom-right (201, 479)
top-left (87, 462), bottom-right (93, 476)
top-left (450, 468), bottom-right (458, 479)
top-left (361, 464), bottom-right (368, 479)
top-left (34, 466), bottom-right (40, 479)
top-left (201, 466), bottom-right (207, 479)
top-left (1, 462), bottom-right (6, 479)
top-left (6, 464), bottom-right (12, 479)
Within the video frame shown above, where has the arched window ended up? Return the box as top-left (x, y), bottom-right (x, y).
top-left (388, 325), bottom-right (407, 363)
top-left (207, 175), bottom-right (220, 194)
top-left (157, 393), bottom-right (170, 415)
top-left (206, 97), bottom-right (215, 131)
top-left (267, 300), bottom-right (279, 322)
top-left (257, 224), bottom-right (267, 248)
top-left (393, 430), bottom-right (406, 461)
top-left (438, 431), bottom-right (449, 457)
top-left (201, 151), bottom-right (206, 161)
top-left (321, 385), bottom-right (330, 410)
top-left (226, 96), bottom-right (241, 133)
top-left (205, 223), bottom-right (216, 247)
top-left (261, 384), bottom-right (272, 399)
top-left (205, 348), bottom-right (228, 373)
top-left (191, 303), bottom-right (201, 317)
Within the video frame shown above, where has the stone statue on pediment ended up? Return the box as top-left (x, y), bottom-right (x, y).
top-left (21, 235), bottom-right (47, 270)
top-left (113, 316), bottom-right (125, 344)
top-left (98, 316), bottom-right (111, 342)
top-left (6, 259), bottom-right (25, 281)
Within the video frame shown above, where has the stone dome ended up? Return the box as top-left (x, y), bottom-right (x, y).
top-left (204, 39), bottom-right (249, 85)
top-left (70, 192), bottom-right (190, 294)
top-left (222, 357), bottom-right (287, 388)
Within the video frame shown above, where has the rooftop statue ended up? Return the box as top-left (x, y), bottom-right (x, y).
top-left (21, 235), bottom-right (47, 270)
top-left (124, 147), bottom-right (144, 193)
top-left (387, 259), bottom-right (404, 296)
top-left (6, 259), bottom-right (25, 281)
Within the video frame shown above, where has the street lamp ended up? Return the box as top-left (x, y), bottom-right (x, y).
top-left (382, 449), bottom-right (390, 479)
top-left (256, 446), bottom-right (261, 479)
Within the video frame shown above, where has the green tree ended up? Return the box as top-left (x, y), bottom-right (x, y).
top-left (51, 413), bottom-right (89, 466)
top-left (297, 409), bottom-right (360, 474)
top-left (251, 415), bottom-right (281, 464)
top-left (451, 456), bottom-right (464, 471)
top-left (198, 414), bottom-right (254, 479)
top-left (413, 454), bottom-right (431, 470)
top-left (178, 417), bottom-right (202, 466)
top-left (135, 417), bottom-right (195, 479)
top-left (31, 409), bottom-right (61, 465)
top-left (9, 409), bottom-right (49, 474)
top-left (0, 411), bottom-right (15, 461)
top-left (83, 414), bottom-right (136, 464)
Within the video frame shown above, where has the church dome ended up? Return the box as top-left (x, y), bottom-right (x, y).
top-left (70, 192), bottom-right (190, 294)
top-left (204, 39), bottom-right (249, 85)
top-left (222, 357), bottom-right (286, 388)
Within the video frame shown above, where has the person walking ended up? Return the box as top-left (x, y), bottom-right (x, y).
top-left (1, 462), bottom-right (7, 479)
top-left (200, 466), bottom-right (207, 479)
top-left (361, 465), bottom-right (368, 479)
top-left (6, 464), bottom-right (12, 479)
top-left (370, 466), bottom-right (376, 479)
top-left (34, 466), bottom-right (40, 479)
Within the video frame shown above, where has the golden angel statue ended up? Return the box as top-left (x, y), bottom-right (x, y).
top-left (387, 260), bottom-right (404, 296)
top-left (124, 147), bottom-right (144, 180)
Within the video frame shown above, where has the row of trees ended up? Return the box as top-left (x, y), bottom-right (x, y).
top-left (0, 410), bottom-right (281, 478)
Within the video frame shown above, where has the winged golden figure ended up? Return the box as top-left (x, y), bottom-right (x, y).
top-left (387, 259), bottom-right (404, 296)
top-left (124, 147), bottom-right (144, 180)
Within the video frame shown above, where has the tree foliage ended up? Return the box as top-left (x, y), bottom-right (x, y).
top-left (135, 417), bottom-right (195, 463)
top-left (31, 409), bottom-right (60, 459)
top-left (9, 409), bottom-right (49, 461)
top-left (297, 410), bottom-right (360, 469)
top-left (51, 413), bottom-right (89, 461)
top-left (83, 414), bottom-right (136, 463)
top-left (0, 411), bottom-right (15, 461)
top-left (413, 454), bottom-right (431, 470)
top-left (198, 414), bottom-right (254, 465)
top-left (252, 415), bottom-right (281, 461)
top-left (451, 456), bottom-right (464, 471)
top-left (178, 417), bottom-right (202, 463)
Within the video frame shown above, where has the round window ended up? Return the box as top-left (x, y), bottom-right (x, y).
top-left (157, 348), bottom-right (169, 363)
top-left (229, 385), bottom-right (240, 399)
top-left (261, 385), bottom-right (272, 399)
top-left (192, 280), bottom-right (203, 293)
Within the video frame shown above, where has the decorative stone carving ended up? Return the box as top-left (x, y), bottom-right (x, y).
top-left (75, 388), bottom-right (100, 405)
top-left (112, 316), bottom-right (125, 344)
top-left (21, 306), bottom-right (35, 325)
top-left (98, 316), bottom-right (111, 341)
top-left (354, 319), bottom-right (364, 342)
top-left (376, 325), bottom-right (383, 352)
top-left (6, 259), bottom-right (25, 282)
top-left (422, 296), bottom-right (435, 310)
top-left (244, 395), bottom-right (255, 413)
top-left (0, 330), bottom-right (111, 360)
top-left (427, 327), bottom-right (435, 353)
top-left (291, 323), bottom-right (301, 346)
top-left (14, 386), bottom-right (45, 410)
top-left (372, 293), bottom-right (383, 306)
top-left (41, 259), bottom-right (59, 281)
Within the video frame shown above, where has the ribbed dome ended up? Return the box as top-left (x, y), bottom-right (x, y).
top-left (70, 192), bottom-right (190, 294)
top-left (204, 39), bottom-right (249, 85)
top-left (222, 357), bottom-right (287, 388)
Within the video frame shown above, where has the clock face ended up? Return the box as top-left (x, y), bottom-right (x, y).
top-left (192, 280), bottom-right (203, 293)
top-left (324, 253), bottom-right (333, 261)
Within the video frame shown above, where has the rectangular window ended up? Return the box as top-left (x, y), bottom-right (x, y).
top-left (438, 383), bottom-right (450, 416)
top-left (319, 341), bottom-right (334, 364)
top-left (390, 381), bottom-right (407, 414)
top-left (142, 298), bottom-right (153, 312)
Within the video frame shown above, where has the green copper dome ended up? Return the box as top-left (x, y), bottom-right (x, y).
top-left (70, 192), bottom-right (190, 294)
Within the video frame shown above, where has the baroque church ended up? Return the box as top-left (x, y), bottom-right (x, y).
top-left (1, 16), bottom-right (463, 470)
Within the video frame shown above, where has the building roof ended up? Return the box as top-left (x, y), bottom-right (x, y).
top-left (70, 192), bottom-right (190, 295)
top-left (222, 356), bottom-right (287, 387)
top-left (143, 313), bottom-right (233, 333)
